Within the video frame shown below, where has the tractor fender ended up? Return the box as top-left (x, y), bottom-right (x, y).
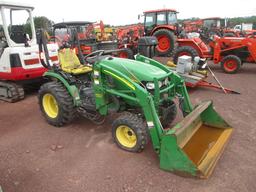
top-left (150, 25), bottom-right (176, 36)
top-left (43, 71), bottom-right (81, 106)
top-left (176, 38), bottom-right (207, 58)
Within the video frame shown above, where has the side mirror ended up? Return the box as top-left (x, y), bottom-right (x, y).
top-left (138, 14), bottom-right (140, 20)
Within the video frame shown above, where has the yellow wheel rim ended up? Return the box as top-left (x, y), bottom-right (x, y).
top-left (42, 93), bottom-right (59, 118)
top-left (116, 125), bottom-right (137, 148)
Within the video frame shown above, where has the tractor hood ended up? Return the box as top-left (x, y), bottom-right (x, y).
top-left (100, 57), bottom-right (167, 82)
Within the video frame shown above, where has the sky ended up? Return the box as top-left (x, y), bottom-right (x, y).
top-left (20, 0), bottom-right (256, 25)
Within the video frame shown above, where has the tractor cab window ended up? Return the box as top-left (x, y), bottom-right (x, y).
top-left (216, 20), bottom-right (221, 28)
top-left (54, 28), bottom-right (70, 42)
top-left (168, 12), bottom-right (177, 24)
top-left (76, 26), bottom-right (87, 40)
top-left (157, 12), bottom-right (167, 25)
top-left (145, 13), bottom-right (155, 27)
top-left (203, 19), bottom-right (220, 29)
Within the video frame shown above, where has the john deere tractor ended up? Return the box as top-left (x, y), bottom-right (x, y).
top-left (37, 33), bottom-right (233, 178)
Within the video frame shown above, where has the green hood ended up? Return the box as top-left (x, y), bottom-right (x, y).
top-left (100, 57), bottom-right (167, 81)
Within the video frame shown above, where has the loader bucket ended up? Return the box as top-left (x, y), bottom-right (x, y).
top-left (159, 101), bottom-right (233, 178)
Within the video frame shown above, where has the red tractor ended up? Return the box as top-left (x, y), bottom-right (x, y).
top-left (184, 17), bottom-right (232, 37)
top-left (116, 9), bottom-right (180, 56)
top-left (183, 19), bottom-right (203, 33)
top-left (173, 35), bottom-right (256, 74)
top-left (116, 24), bottom-right (144, 57)
top-left (142, 9), bottom-right (179, 56)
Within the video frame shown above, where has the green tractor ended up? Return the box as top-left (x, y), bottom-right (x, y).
top-left (38, 33), bottom-right (233, 178)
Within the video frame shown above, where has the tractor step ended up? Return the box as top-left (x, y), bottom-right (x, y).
top-left (0, 81), bottom-right (25, 102)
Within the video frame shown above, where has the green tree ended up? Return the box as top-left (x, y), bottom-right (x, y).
top-left (24, 16), bottom-right (54, 36)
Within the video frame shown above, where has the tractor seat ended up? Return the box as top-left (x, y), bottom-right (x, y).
top-left (58, 48), bottom-right (92, 75)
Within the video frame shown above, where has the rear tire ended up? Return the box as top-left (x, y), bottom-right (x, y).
top-left (173, 46), bottom-right (199, 64)
top-left (38, 81), bottom-right (76, 127)
top-left (112, 112), bottom-right (148, 153)
top-left (153, 29), bottom-right (176, 56)
top-left (221, 55), bottom-right (241, 74)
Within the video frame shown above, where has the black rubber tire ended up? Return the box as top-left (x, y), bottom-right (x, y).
top-left (173, 46), bottom-right (199, 64)
top-left (112, 112), bottom-right (149, 153)
top-left (160, 101), bottom-right (177, 128)
top-left (221, 55), bottom-right (241, 74)
top-left (118, 48), bottom-right (134, 59)
top-left (153, 29), bottom-right (176, 56)
top-left (38, 81), bottom-right (76, 127)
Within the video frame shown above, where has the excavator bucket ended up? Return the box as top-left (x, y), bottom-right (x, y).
top-left (159, 101), bottom-right (233, 178)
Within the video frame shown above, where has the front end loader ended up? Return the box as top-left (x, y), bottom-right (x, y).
top-left (38, 38), bottom-right (233, 178)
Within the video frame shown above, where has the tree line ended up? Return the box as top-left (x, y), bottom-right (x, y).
top-left (25, 15), bottom-right (256, 35)
top-left (179, 16), bottom-right (256, 28)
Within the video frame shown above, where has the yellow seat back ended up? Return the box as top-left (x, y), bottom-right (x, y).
top-left (58, 48), bottom-right (92, 74)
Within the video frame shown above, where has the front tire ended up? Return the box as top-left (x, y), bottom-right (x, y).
top-left (112, 112), bottom-right (149, 152)
top-left (38, 81), bottom-right (76, 127)
top-left (173, 46), bottom-right (199, 64)
top-left (221, 55), bottom-right (241, 74)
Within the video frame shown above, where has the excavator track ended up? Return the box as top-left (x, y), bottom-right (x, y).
top-left (0, 81), bottom-right (25, 102)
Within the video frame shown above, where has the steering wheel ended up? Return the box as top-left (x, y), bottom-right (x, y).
top-left (84, 50), bottom-right (105, 64)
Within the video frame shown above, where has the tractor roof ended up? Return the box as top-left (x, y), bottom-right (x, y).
top-left (144, 9), bottom-right (178, 14)
top-left (0, 1), bottom-right (34, 10)
top-left (53, 21), bottom-right (93, 29)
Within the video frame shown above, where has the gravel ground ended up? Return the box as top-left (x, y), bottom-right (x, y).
top-left (0, 60), bottom-right (256, 192)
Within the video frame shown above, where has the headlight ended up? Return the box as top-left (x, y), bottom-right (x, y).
top-left (158, 81), bottom-right (163, 88)
top-left (164, 78), bottom-right (169, 85)
top-left (146, 81), bottom-right (163, 90)
top-left (146, 82), bottom-right (155, 90)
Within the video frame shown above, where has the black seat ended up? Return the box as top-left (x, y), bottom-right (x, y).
top-left (10, 25), bottom-right (25, 44)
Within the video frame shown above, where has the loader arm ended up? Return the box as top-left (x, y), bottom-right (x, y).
top-left (93, 63), bottom-right (162, 150)
top-left (135, 54), bottom-right (193, 114)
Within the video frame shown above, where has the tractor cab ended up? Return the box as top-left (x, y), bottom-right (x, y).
top-left (143, 9), bottom-right (178, 36)
top-left (141, 9), bottom-right (179, 56)
top-left (201, 17), bottom-right (226, 36)
top-left (202, 18), bottom-right (223, 29)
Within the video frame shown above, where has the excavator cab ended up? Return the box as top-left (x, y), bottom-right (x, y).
top-left (0, 2), bottom-right (58, 102)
